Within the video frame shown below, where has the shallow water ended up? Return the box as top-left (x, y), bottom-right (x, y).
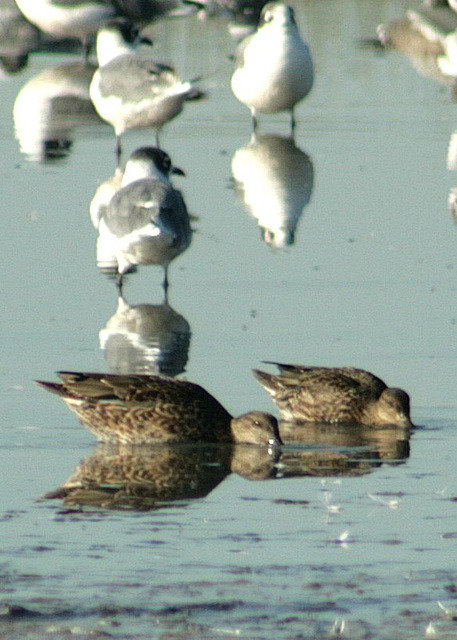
top-left (2, 0), bottom-right (457, 637)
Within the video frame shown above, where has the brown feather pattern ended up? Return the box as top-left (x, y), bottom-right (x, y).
top-left (253, 364), bottom-right (413, 427)
top-left (36, 372), bottom-right (282, 445)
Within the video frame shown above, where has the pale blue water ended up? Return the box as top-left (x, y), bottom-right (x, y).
top-left (2, 0), bottom-right (457, 637)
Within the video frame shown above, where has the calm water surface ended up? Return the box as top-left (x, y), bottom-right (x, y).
top-left (2, 0), bottom-right (457, 637)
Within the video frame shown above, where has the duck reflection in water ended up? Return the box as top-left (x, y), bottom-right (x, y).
top-left (231, 134), bottom-right (313, 247)
top-left (91, 146), bottom-right (192, 291)
top-left (278, 421), bottom-right (411, 480)
top-left (41, 422), bottom-right (410, 511)
top-left (42, 442), bottom-right (280, 511)
top-left (13, 62), bottom-right (103, 162)
top-left (99, 291), bottom-right (191, 376)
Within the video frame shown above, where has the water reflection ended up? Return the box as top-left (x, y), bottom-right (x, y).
top-left (446, 128), bottom-right (457, 218)
top-left (279, 421), bottom-right (411, 477)
top-left (42, 442), bottom-right (279, 510)
top-left (91, 146), bottom-right (192, 289)
top-left (231, 134), bottom-right (313, 247)
top-left (376, 3), bottom-right (457, 90)
top-left (42, 419), bottom-right (411, 511)
top-left (13, 62), bottom-right (103, 162)
top-left (99, 292), bottom-right (191, 376)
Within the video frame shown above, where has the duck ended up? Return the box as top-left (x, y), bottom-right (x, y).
top-left (89, 18), bottom-right (203, 157)
top-left (231, 1), bottom-right (313, 131)
top-left (36, 371), bottom-right (283, 445)
top-left (253, 363), bottom-right (413, 427)
top-left (94, 146), bottom-right (192, 290)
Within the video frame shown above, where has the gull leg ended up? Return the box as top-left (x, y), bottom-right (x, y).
top-left (116, 272), bottom-right (124, 295)
top-left (162, 265), bottom-right (169, 293)
top-left (250, 108), bottom-right (258, 133)
top-left (290, 109), bottom-right (296, 135)
top-left (115, 135), bottom-right (122, 166)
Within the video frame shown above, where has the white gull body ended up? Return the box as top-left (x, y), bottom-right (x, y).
top-left (231, 1), bottom-right (313, 129)
top-left (89, 18), bottom-right (202, 156)
top-left (15, 0), bottom-right (116, 50)
top-left (96, 146), bottom-right (192, 288)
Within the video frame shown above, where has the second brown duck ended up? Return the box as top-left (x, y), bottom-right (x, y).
top-left (253, 363), bottom-right (413, 428)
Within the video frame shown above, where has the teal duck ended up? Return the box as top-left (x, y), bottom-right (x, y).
top-left (36, 372), bottom-right (283, 445)
top-left (253, 363), bottom-right (413, 428)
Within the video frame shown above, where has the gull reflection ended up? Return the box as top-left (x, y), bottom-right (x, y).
top-left (42, 442), bottom-right (279, 511)
top-left (13, 62), bottom-right (103, 162)
top-left (99, 292), bottom-right (191, 376)
top-left (446, 127), bottom-right (457, 219)
top-left (91, 146), bottom-right (192, 290)
top-left (231, 134), bottom-right (313, 247)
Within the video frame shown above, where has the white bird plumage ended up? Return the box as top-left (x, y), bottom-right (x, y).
top-left (95, 146), bottom-right (192, 290)
top-left (89, 18), bottom-right (203, 158)
top-left (231, 1), bottom-right (313, 131)
top-left (15, 0), bottom-right (117, 57)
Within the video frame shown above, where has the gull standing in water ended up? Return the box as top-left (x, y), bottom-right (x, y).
top-left (14, 0), bottom-right (117, 58)
top-left (231, 1), bottom-right (313, 131)
top-left (89, 18), bottom-right (203, 159)
top-left (95, 146), bottom-right (192, 291)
